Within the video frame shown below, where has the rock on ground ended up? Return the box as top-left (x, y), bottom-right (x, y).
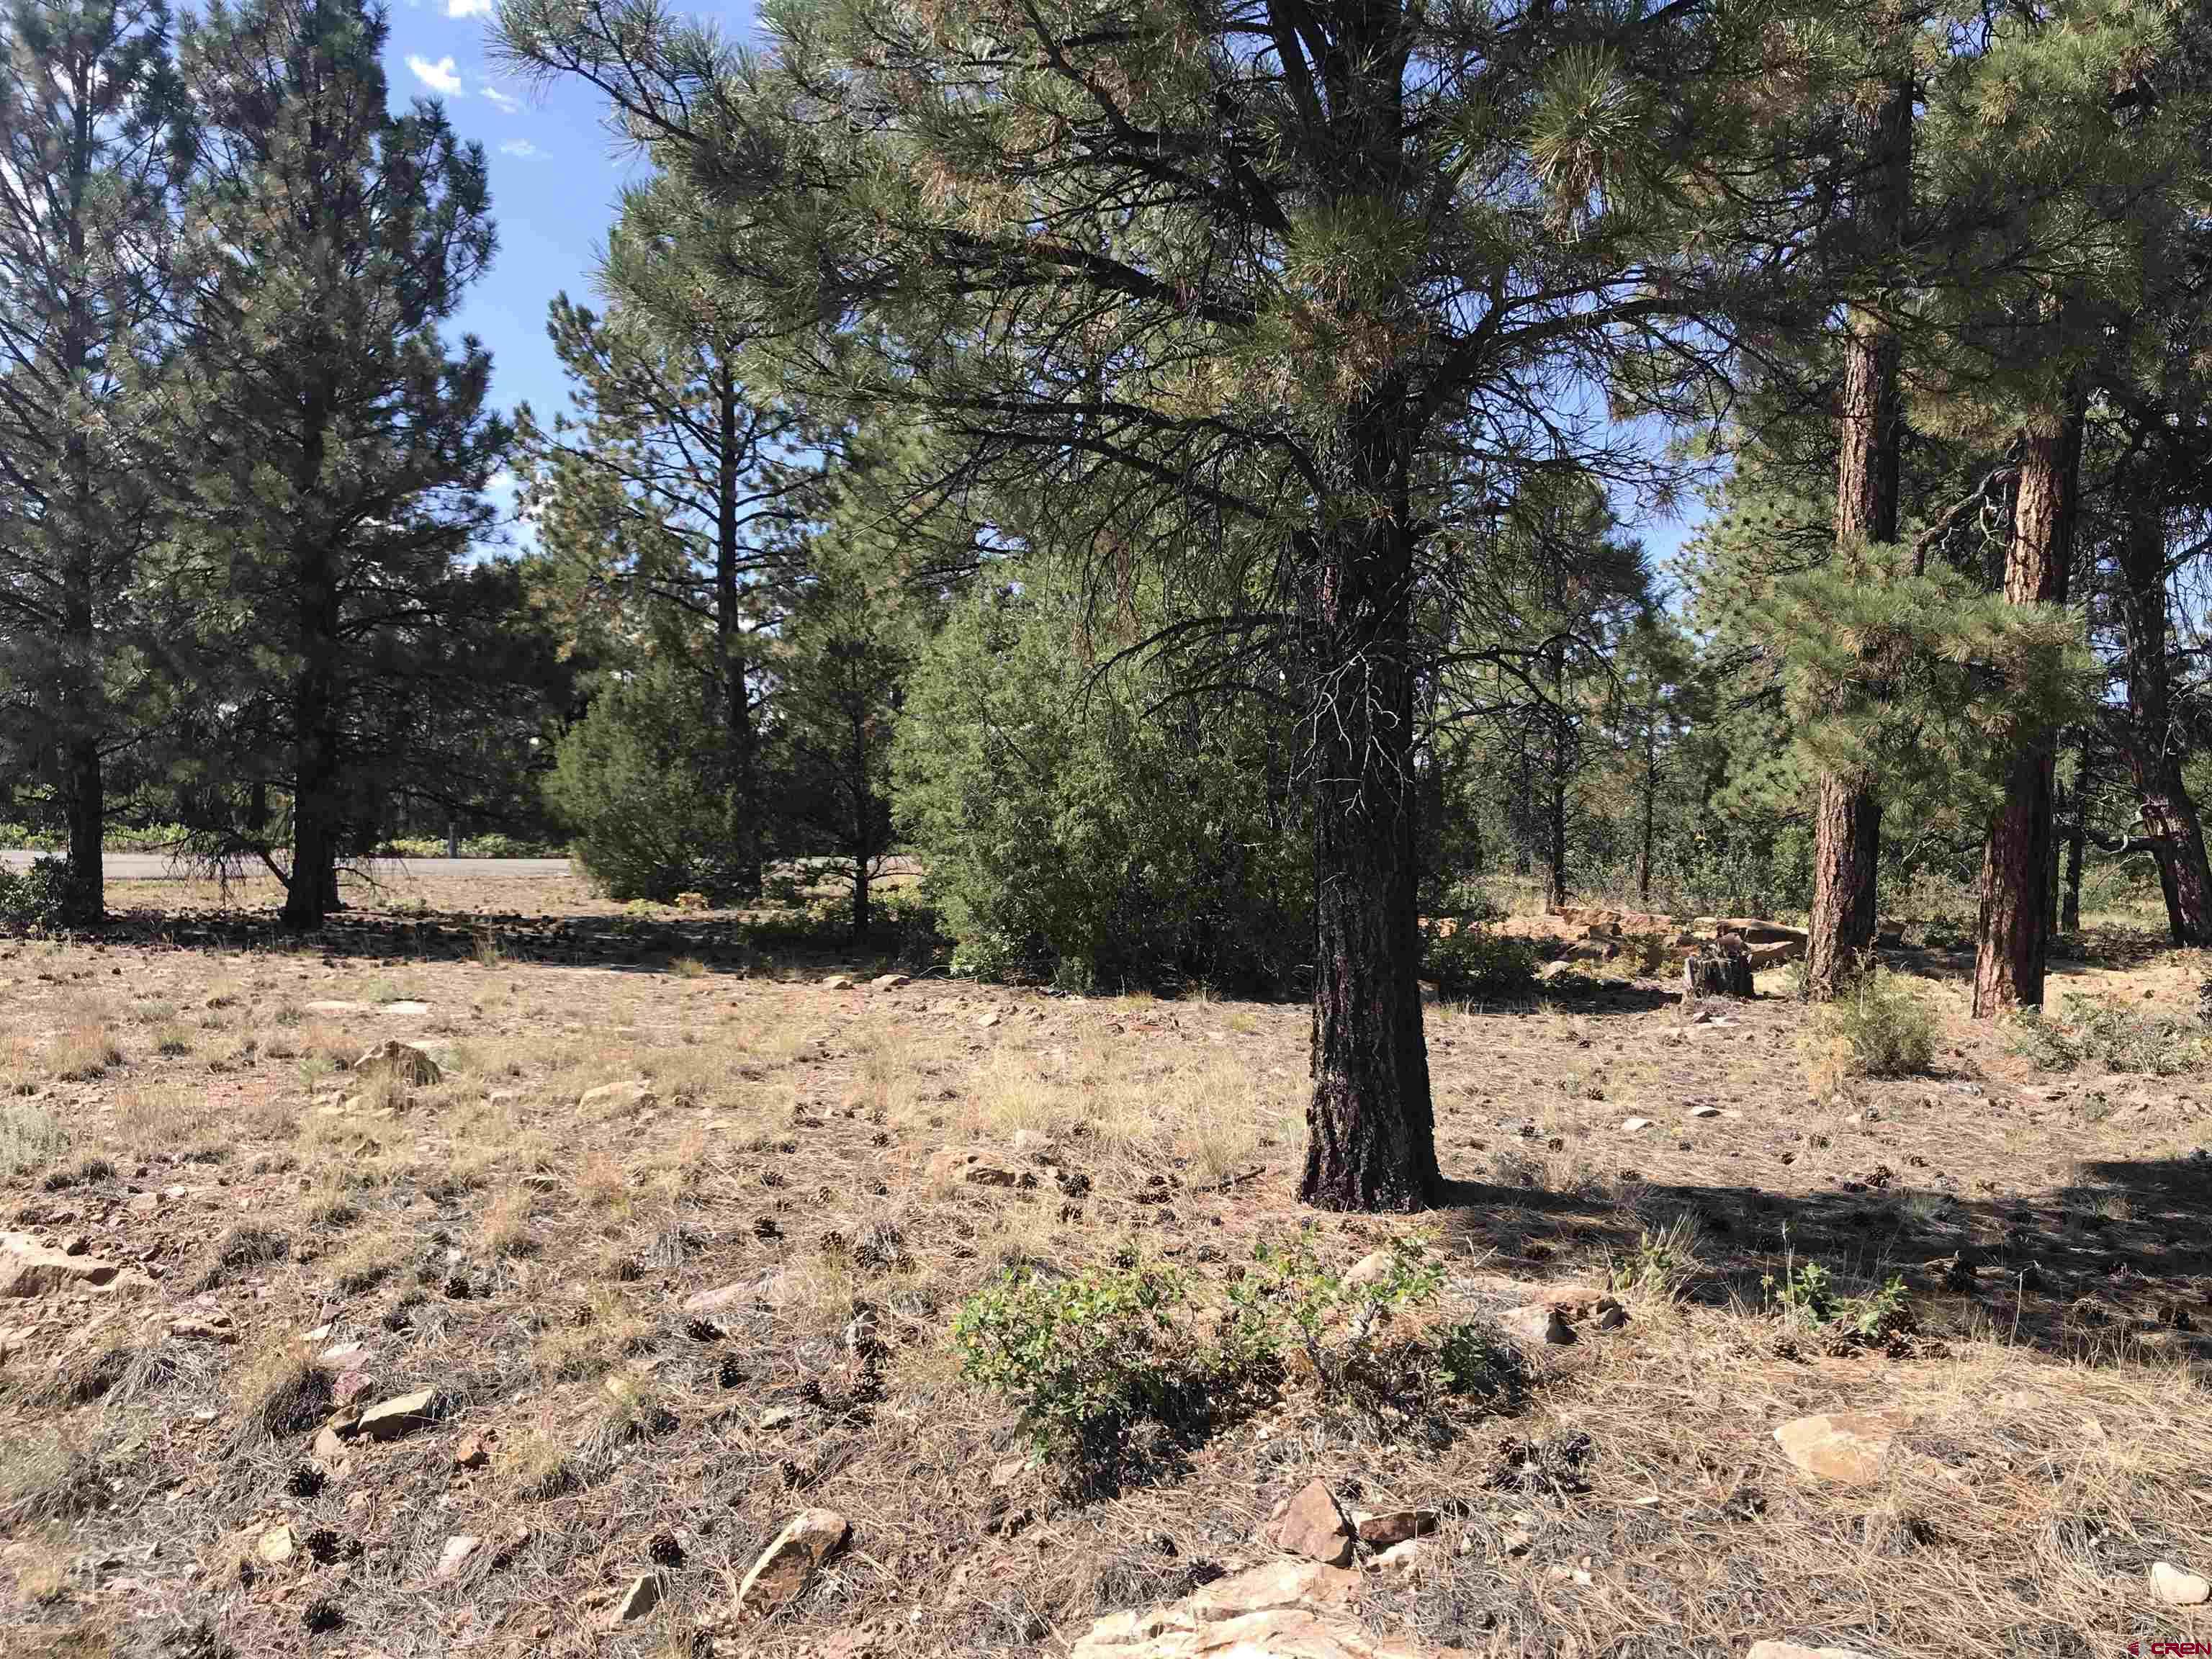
top-left (1267, 1479), bottom-right (1356, 1568)
top-left (1772, 1413), bottom-right (1895, 1486)
top-left (1, 1231), bottom-right (125, 1298)
top-left (1068, 1557), bottom-right (1467, 1658)
top-left (2152, 1560), bottom-right (2212, 1606)
top-left (732, 1509), bottom-right (850, 1618)
top-left (1745, 1645), bottom-right (1875, 1659)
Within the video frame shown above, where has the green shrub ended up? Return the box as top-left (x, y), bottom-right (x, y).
top-left (953, 1237), bottom-right (1474, 1473)
top-left (1762, 1258), bottom-right (1914, 1348)
top-left (0, 857), bottom-right (71, 933)
top-left (1804, 965), bottom-right (1937, 1084)
top-left (1423, 927), bottom-right (1540, 1002)
top-left (545, 660), bottom-right (746, 903)
top-left (895, 573), bottom-right (1310, 995)
top-left (2008, 994), bottom-right (2208, 1076)
top-left (953, 1259), bottom-right (1217, 1467)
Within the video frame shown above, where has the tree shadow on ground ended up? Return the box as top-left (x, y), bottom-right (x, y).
top-left (79, 901), bottom-right (898, 976)
top-left (1428, 1148), bottom-right (2212, 1364)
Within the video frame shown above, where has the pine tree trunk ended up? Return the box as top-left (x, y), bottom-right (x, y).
top-left (1297, 471), bottom-right (1439, 1213)
top-left (284, 401), bottom-right (339, 934)
top-left (62, 737), bottom-right (104, 924)
top-left (55, 87), bottom-right (102, 927)
top-left (1973, 410), bottom-right (2082, 1015)
top-left (1639, 708), bottom-right (1656, 907)
top-left (1807, 776), bottom-right (1879, 996)
top-left (1806, 68), bottom-right (1910, 999)
top-left (716, 369), bottom-right (761, 902)
top-left (2114, 494), bottom-right (2212, 946)
top-left (2060, 739), bottom-right (2088, 935)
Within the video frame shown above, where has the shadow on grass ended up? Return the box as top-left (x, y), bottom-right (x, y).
top-left (1427, 1148), bottom-right (2212, 1363)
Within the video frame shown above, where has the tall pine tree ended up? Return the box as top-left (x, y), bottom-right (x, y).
top-left (163, 0), bottom-right (506, 927)
top-left (0, 0), bottom-right (184, 920)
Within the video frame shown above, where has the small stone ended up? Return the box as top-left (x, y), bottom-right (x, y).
top-left (357, 1388), bottom-right (437, 1442)
top-left (1745, 1645), bottom-right (1876, 1659)
top-left (820, 975), bottom-right (855, 990)
top-left (1773, 1413), bottom-right (1894, 1486)
top-left (683, 1280), bottom-right (757, 1316)
top-left (1266, 1479), bottom-right (1354, 1567)
top-left (976, 1011), bottom-right (1001, 1028)
top-left (378, 1000), bottom-right (431, 1016)
top-left (964, 1164), bottom-right (1017, 1187)
top-left (60, 1233), bottom-right (87, 1256)
top-left (1502, 1304), bottom-right (1577, 1346)
top-left (451, 1434), bottom-right (490, 1470)
top-left (315, 1339), bottom-right (366, 1370)
top-left (354, 1040), bottom-right (441, 1087)
top-left (580, 1079), bottom-right (655, 1110)
top-left (1354, 1509), bottom-right (1438, 1547)
top-left (1370, 1538), bottom-right (1434, 1576)
top-left (1594, 1298), bottom-right (1628, 1330)
top-left (312, 1426), bottom-right (352, 1464)
top-left (258, 1525), bottom-right (297, 1564)
top-left (331, 1364), bottom-right (379, 1408)
top-left (1343, 1251), bottom-right (1395, 1289)
top-left (2152, 1561), bottom-right (2212, 1606)
top-left (988, 1457), bottom-right (1027, 1489)
top-left (1, 1231), bottom-right (123, 1297)
top-left (1500, 1527), bottom-right (1533, 1557)
top-left (868, 974), bottom-right (910, 992)
top-left (1010, 1129), bottom-right (1053, 1160)
top-left (758, 1406), bottom-right (796, 1431)
top-left (1620, 1117), bottom-right (1652, 1133)
top-left (436, 1536), bottom-right (482, 1580)
top-left (733, 1509), bottom-right (850, 1617)
top-left (609, 1570), bottom-right (665, 1625)
top-left (1690, 1105), bottom-right (1721, 1118)
top-left (303, 999), bottom-right (366, 1015)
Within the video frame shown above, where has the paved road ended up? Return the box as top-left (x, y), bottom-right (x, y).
top-left (0, 851), bottom-right (575, 881)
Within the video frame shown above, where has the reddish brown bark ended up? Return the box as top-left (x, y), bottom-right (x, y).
top-left (2113, 494), bottom-right (2212, 946)
top-left (1973, 410), bottom-right (2082, 1016)
top-left (1805, 70), bottom-right (1910, 1000)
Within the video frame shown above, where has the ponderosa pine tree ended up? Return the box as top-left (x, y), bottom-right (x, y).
top-left (163, 0), bottom-right (507, 928)
top-left (1804, 24), bottom-right (1915, 1000)
top-left (518, 176), bottom-right (807, 902)
top-left (1915, 0), bottom-right (2200, 1012)
top-left (498, 0), bottom-right (1816, 1210)
top-left (0, 0), bottom-right (184, 920)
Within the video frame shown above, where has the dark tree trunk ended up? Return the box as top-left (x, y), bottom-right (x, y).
top-left (1547, 663), bottom-right (1569, 911)
top-left (2059, 738), bottom-right (2088, 935)
top-left (284, 399), bottom-right (339, 934)
top-left (54, 86), bottom-right (102, 926)
top-left (1297, 421), bottom-right (1439, 1213)
top-left (716, 369), bottom-right (761, 902)
top-left (62, 737), bottom-right (104, 923)
top-left (1807, 71), bottom-right (1910, 999)
top-left (2113, 491), bottom-right (2212, 946)
top-left (1638, 698), bottom-right (1657, 907)
top-left (1974, 409), bottom-right (2082, 1015)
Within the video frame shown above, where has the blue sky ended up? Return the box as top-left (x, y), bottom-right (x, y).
top-left (382, 0), bottom-right (757, 525)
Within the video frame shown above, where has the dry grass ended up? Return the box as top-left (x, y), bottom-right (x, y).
top-left (0, 871), bottom-right (2204, 1656)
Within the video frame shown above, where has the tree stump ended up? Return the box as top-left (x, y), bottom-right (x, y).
top-left (1684, 940), bottom-right (1754, 999)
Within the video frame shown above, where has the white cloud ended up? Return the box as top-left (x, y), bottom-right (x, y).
top-left (447, 0), bottom-right (494, 14)
top-left (498, 139), bottom-right (539, 158)
top-left (481, 84), bottom-right (520, 112)
top-left (405, 54), bottom-right (465, 96)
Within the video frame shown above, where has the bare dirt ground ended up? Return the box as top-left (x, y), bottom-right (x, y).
top-left (2, 871), bottom-right (2208, 1658)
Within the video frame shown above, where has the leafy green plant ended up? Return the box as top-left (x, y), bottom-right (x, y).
top-left (1223, 1234), bottom-right (1444, 1386)
top-left (1761, 1256), bottom-right (1913, 1347)
top-left (953, 1259), bottom-right (1217, 1467)
top-left (0, 857), bottom-right (70, 933)
top-left (1422, 927), bottom-right (1539, 1002)
top-left (1802, 965), bottom-right (1936, 1095)
top-left (2007, 994), bottom-right (2207, 1077)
